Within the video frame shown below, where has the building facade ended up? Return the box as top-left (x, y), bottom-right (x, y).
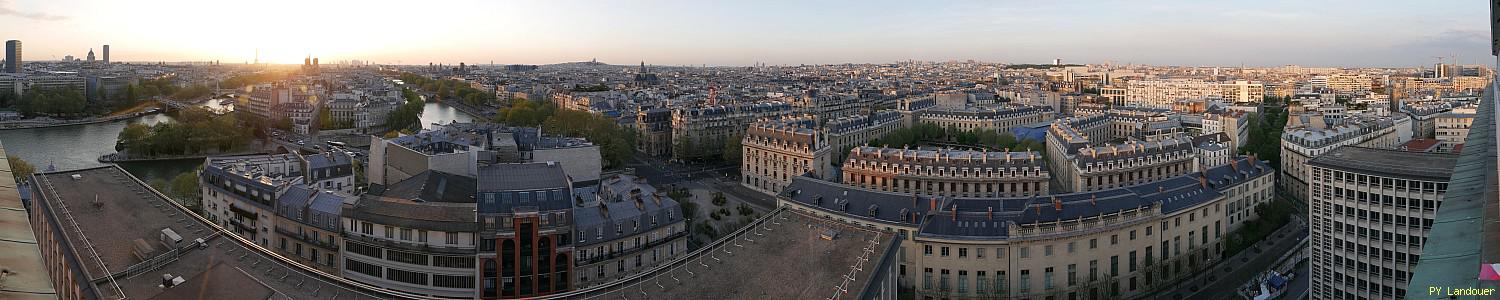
top-left (841, 146), bottom-right (1050, 198)
top-left (779, 155), bottom-right (1274, 300)
top-left (1307, 147), bottom-right (1456, 299)
top-left (741, 114), bottom-right (833, 195)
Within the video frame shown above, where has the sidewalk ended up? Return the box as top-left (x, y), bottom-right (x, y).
top-left (1146, 216), bottom-right (1308, 300)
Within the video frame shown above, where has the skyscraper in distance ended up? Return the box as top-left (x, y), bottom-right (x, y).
top-left (4, 40), bottom-right (19, 73)
top-left (102, 44), bottom-right (109, 64)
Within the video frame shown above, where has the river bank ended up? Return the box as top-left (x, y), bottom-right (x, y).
top-left (0, 110), bottom-right (162, 130)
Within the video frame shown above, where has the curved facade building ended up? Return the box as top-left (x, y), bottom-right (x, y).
top-left (778, 156), bottom-right (1274, 300)
top-left (841, 146), bottom-right (1049, 198)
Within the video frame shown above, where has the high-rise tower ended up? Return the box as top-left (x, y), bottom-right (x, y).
top-left (5, 40), bottom-right (20, 73)
top-left (102, 45), bottom-right (109, 64)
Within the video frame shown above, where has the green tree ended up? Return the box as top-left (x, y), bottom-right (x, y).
top-left (722, 134), bottom-right (743, 164)
top-left (6, 155), bottom-right (34, 183)
top-left (169, 171), bottom-right (200, 200)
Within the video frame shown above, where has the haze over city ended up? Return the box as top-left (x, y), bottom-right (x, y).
top-left (2, 1), bottom-right (1499, 300)
top-left (2, 0), bottom-right (1492, 66)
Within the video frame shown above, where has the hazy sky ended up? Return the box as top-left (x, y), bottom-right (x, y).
top-left (2, 0), bottom-right (1491, 67)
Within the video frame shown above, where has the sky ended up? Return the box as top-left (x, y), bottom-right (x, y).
top-left (0, 0), bottom-right (1492, 67)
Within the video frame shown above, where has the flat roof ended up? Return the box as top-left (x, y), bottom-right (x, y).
top-left (1308, 146), bottom-right (1457, 181)
top-left (592, 210), bottom-right (892, 299)
top-left (31, 166), bottom-right (396, 300)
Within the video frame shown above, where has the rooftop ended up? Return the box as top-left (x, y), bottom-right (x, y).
top-left (1308, 146), bottom-right (1457, 181)
top-left (29, 166), bottom-right (396, 300)
top-left (591, 210), bottom-right (893, 300)
top-left (477, 162), bottom-right (571, 192)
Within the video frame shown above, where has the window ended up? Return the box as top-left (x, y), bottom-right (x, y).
top-left (1068, 264), bottom-right (1077, 286)
top-left (1045, 245), bottom-right (1053, 256)
top-left (346, 241), bottom-right (383, 258)
top-left (977, 248), bottom-right (985, 258)
top-left (1044, 267), bottom-right (1054, 289)
top-left (941, 247), bottom-right (950, 257)
top-left (1019, 270), bottom-right (1030, 293)
top-left (1111, 256), bottom-right (1119, 276)
top-left (384, 226), bottom-right (394, 238)
top-left (1111, 234), bottom-right (1118, 245)
top-left (447, 232), bottom-right (459, 245)
top-left (1020, 247), bottom-right (1030, 258)
top-left (923, 268), bottom-right (933, 289)
top-left (924, 245), bottom-right (933, 256)
top-left (958, 270), bottom-right (969, 293)
top-left (434, 256), bottom-right (475, 269)
top-left (345, 258), bottom-right (382, 277)
top-left (1130, 230), bottom-right (1136, 240)
top-left (959, 248), bottom-right (968, 258)
top-left (400, 228), bottom-right (412, 241)
top-left (1067, 242), bottom-right (1076, 253)
top-left (361, 222), bottom-right (373, 235)
top-left (418, 230), bottom-right (428, 243)
top-left (434, 275), bottom-right (475, 289)
top-left (385, 268), bottom-right (428, 285)
top-left (1089, 260), bottom-right (1098, 281)
top-left (388, 250), bottom-right (429, 265)
top-left (1090, 238), bottom-right (1098, 249)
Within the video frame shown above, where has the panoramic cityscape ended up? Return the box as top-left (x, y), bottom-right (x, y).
top-left (0, 1), bottom-right (1498, 300)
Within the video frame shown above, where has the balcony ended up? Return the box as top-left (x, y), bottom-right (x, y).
top-left (575, 232), bottom-right (688, 266)
top-left (345, 233), bottom-right (475, 255)
top-left (275, 226), bottom-right (340, 251)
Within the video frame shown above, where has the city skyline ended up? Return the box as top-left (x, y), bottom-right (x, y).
top-left (1, 0), bottom-right (1491, 67)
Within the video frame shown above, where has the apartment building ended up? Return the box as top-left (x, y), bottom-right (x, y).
top-left (1307, 147), bottom-right (1455, 299)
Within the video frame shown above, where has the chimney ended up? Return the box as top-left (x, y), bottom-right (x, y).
top-left (1052, 197), bottom-right (1062, 212)
top-left (951, 205), bottom-right (957, 221)
top-left (1090, 194), bottom-right (1097, 206)
top-left (1199, 175), bottom-right (1208, 188)
top-left (929, 198), bottom-right (936, 211)
top-left (987, 207), bottom-right (993, 220)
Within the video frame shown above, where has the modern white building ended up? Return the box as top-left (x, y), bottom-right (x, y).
top-left (1307, 147), bottom-right (1456, 299)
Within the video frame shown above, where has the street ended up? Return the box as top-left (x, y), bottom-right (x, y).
top-left (1148, 216), bottom-right (1308, 300)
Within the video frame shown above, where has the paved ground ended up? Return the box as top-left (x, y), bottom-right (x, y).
top-left (1147, 215), bottom-right (1308, 300)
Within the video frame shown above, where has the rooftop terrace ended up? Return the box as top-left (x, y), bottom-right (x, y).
top-left (30, 166), bottom-right (407, 300)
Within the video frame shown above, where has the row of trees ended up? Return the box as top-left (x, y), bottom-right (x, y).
top-left (150, 171), bottom-right (202, 213)
top-left (870, 122), bottom-right (1045, 153)
top-left (399, 73), bottom-right (498, 108)
top-left (1240, 107), bottom-right (1288, 170)
top-left (671, 135), bottom-right (740, 164)
top-left (168, 84), bottom-right (212, 100)
top-left (6, 87), bottom-right (88, 116)
top-left (117, 107), bottom-right (253, 157)
top-left (384, 88), bottom-right (426, 132)
top-left (219, 72), bottom-right (290, 89)
top-left (494, 99), bottom-right (636, 168)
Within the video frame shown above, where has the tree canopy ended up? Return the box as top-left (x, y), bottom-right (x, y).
top-left (496, 99), bottom-right (635, 168)
top-left (117, 107), bottom-right (253, 157)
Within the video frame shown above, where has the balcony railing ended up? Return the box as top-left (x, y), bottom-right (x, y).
top-left (574, 232), bottom-right (688, 266)
top-left (274, 226), bottom-right (340, 251)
